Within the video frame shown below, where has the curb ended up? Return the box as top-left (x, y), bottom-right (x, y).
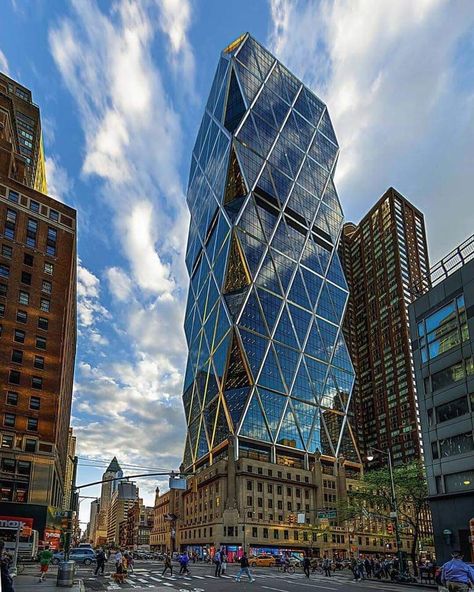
top-left (367, 577), bottom-right (437, 589)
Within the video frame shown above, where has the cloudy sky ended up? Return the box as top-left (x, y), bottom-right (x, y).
top-left (2, 0), bottom-right (474, 526)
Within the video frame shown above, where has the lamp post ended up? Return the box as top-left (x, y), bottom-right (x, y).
top-left (367, 447), bottom-right (404, 573)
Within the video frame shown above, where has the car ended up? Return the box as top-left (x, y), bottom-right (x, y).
top-left (52, 548), bottom-right (97, 566)
top-left (249, 554), bottom-right (276, 567)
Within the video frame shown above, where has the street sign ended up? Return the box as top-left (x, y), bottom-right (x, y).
top-left (169, 477), bottom-right (187, 490)
top-left (317, 510), bottom-right (337, 519)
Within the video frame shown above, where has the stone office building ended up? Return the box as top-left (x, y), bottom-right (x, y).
top-left (409, 236), bottom-right (474, 563)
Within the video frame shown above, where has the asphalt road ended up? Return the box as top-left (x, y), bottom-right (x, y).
top-left (66, 560), bottom-right (433, 592)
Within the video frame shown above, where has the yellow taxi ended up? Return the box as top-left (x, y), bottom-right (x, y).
top-left (249, 553), bottom-right (276, 567)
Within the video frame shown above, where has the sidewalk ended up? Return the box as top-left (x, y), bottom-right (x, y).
top-left (367, 576), bottom-right (437, 589)
top-left (14, 573), bottom-right (84, 591)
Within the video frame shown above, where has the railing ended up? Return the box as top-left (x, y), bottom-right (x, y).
top-left (410, 233), bottom-right (474, 299)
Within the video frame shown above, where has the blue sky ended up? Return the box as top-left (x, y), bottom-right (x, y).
top-left (1, 0), bottom-right (474, 527)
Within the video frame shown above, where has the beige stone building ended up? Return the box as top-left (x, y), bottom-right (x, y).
top-left (107, 482), bottom-right (138, 546)
top-left (150, 486), bottom-right (181, 553)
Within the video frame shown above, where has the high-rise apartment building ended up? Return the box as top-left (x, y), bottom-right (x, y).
top-left (0, 72), bottom-right (76, 542)
top-left (63, 427), bottom-right (76, 510)
top-left (340, 188), bottom-right (429, 466)
top-left (409, 236), bottom-right (474, 562)
top-left (107, 481), bottom-right (138, 546)
top-left (183, 32), bottom-right (358, 474)
top-left (94, 457), bottom-right (123, 545)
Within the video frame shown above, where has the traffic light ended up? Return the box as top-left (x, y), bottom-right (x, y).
top-left (387, 522), bottom-right (393, 535)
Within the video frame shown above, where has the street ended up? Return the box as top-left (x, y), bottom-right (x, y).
top-left (16, 561), bottom-right (436, 592)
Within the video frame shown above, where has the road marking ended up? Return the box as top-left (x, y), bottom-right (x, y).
top-left (149, 576), bottom-right (163, 582)
top-left (262, 586), bottom-right (291, 592)
top-left (283, 580), bottom-right (339, 590)
top-left (193, 575), bottom-right (205, 579)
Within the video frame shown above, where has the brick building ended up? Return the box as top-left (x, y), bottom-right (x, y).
top-left (126, 499), bottom-right (153, 549)
top-left (0, 72), bottom-right (76, 542)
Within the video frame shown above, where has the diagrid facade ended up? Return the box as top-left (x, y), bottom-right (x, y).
top-left (182, 34), bottom-right (359, 472)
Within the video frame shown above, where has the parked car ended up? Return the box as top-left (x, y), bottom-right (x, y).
top-left (52, 548), bottom-right (97, 565)
top-left (249, 554), bottom-right (276, 567)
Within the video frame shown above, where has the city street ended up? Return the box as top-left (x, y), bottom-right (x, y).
top-left (17, 561), bottom-right (435, 592)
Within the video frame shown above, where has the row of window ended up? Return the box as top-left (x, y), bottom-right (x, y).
top-left (4, 208), bottom-right (58, 255)
top-left (1, 458), bottom-right (31, 475)
top-left (3, 414), bottom-right (38, 431)
top-left (431, 430), bottom-right (474, 460)
top-left (6, 391), bottom-right (42, 409)
top-left (9, 349), bottom-right (45, 368)
top-left (8, 371), bottom-right (44, 388)
top-left (11, 330), bottom-right (47, 349)
top-left (1, 246), bottom-right (54, 275)
top-left (0, 286), bottom-right (51, 312)
top-left (0, 265), bottom-right (52, 294)
top-left (246, 495), bottom-right (310, 511)
top-left (245, 464), bottom-right (310, 482)
top-left (428, 394), bottom-right (474, 426)
top-left (246, 480), bottom-right (310, 498)
top-left (428, 357), bottom-right (474, 392)
top-left (8, 190), bottom-right (60, 222)
top-left (0, 433), bottom-right (38, 452)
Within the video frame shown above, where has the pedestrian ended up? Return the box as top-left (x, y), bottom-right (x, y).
top-left (107, 549), bottom-right (111, 561)
top-left (221, 552), bottom-right (227, 575)
top-left (38, 544), bottom-right (53, 583)
top-left (441, 550), bottom-right (474, 591)
top-left (179, 553), bottom-right (190, 575)
top-left (126, 551), bottom-right (134, 573)
top-left (114, 548), bottom-right (123, 571)
top-left (365, 557), bottom-right (372, 578)
top-left (235, 552), bottom-right (255, 583)
top-left (0, 542), bottom-right (14, 592)
top-left (303, 555), bottom-right (311, 578)
top-left (323, 556), bottom-right (332, 577)
top-left (162, 552), bottom-right (173, 577)
top-left (113, 556), bottom-right (127, 584)
top-left (351, 557), bottom-right (361, 581)
top-left (214, 548), bottom-right (222, 577)
top-left (95, 547), bottom-right (106, 576)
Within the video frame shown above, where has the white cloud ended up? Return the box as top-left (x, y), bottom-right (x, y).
top-left (77, 262), bottom-right (110, 329)
top-left (268, 0), bottom-right (474, 260)
top-left (0, 49), bottom-right (9, 74)
top-left (105, 266), bottom-right (133, 302)
top-left (45, 155), bottom-right (72, 202)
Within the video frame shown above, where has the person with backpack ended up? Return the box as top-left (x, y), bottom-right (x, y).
top-left (235, 552), bottom-right (255, 583)
top-left (214, 548), bottom-right (222, 577)
top-left (95, 548), bottom-right (106, 576)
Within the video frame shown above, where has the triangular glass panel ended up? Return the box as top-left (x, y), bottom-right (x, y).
top-left (319, 411), bottom-right (336, 455)
top-left (224, 387), bottom-right (250, 429)
top-left (290, 360), bottom-right (315, 403)
top-left (318, 283), bottom-right (339, 324)
top-left (285, 217), bottom-right (307, 260)
top-left (236, 38), bottom-right (263, 80)
top-left (305, 355), bottom-right (327, 401)
top-left (258, 388), bottom-right (287, 440)
top-left (331, 336), bottom-right (353, 372)
top-left (331, 366), bottom-right (354, 404)
top-left (183, 385), bottom-right (194, 422)
top-left (239, 393), bottom-right (271, 442)
top-left (206, 56), bottom-right (229, 115)
top-left (255, 197), bottom-right (279, 242)
top-left (239, 290), bottom-right (268, 336)
top-left (320, 372), bottom-right (339, 409)
top-left (188, 417), bottom-right (200, 458)
top-left (321, 178), bottom-right (342, 217)
top-left (248, 37), bottom-right (274, 80)
top-left (326, 253), bottom-right (348, 290)
top-left (270, 217), bottom-right (296, 259)
top-left (257, 344), bottom-right (286, 394)
top-left (318, 109), bottom-right (337, 145)
top-left (326, 282), bottom-right (347, 324)
top-left (237, 196), bottom-right (265, 240)
top-left (204, 302), bottom-right (218, 351)
top-left (224, 147), bottom-right (247, 205)
top-left (292, 399), bottom-right (318, 448)
top-left (307, 416), bottom-right (322, 454)
top-left (255, 251), bottom-right (282, 295)
top-left (224, 233), bottom-right (250, 294)
top-left (224, 68), bottom-right (247, 133)
top-left (224, 291), bottom-right (247, 321)
top-left (237, 230), bottom-right (266, 277)
top-left (183, 435), bottom-right (193, 468)
top-left (277, 405), bottom-right (304, 449)
top-left (273, 305), bottom-right (299, 349)
top-left (234, 141), bottom-right (265, 190)
top-left (294, 88), bottom-right (324, 127)
top-left (257, 288), bottom-right (283, 335)
top-left (256, 163), bottom-right (278, 201)
top-left (305, 319), bottom-right (327, 361)
top-left (212, 330), bottom-right (230, 385)
top-left (203, 398), bottom-right (219, 447)
top-left (224, 331), bottom-right (251, 390)
top-left (225, 195), bottom-right (246, 223)
top-left (252, 111), bottom-right (278, 155)
top-left (337, 420), bottom-right (361, 463)
top-left (287, 302), bottom-right (311, 348)
top-left (213, 75), bottom-right (228, 123)
top-left (314, 202), bottom-right (342, 242)
top-left (300, 238), bottom-right (323, 275)
top-left (213, 304), bottom-right (231, 351)
top-left (322, 410), bottom-right (344, 455)
top-left (237, 112), bottom-right (264, 155)
top-left (234, 60), bottom-right (261, 105)
top-left (192, 112), bottom-right (211, 160)
top-left (317, 318), bottom-right (338, 361)
top-left (271, 168), bottom-right (293, 205)
top-left (309, 130), bottom-right (338, 172)
top-left (196, 421), bottom-right (209, 458)
top-left (274, 343), bottom-right (300, 390)
top-left (288, 269), bottom-right (312, 311)
top-left (214, 399), bottom-right (231, 446)
top-left (239, 328), bottom-right (268, 381)
top-left (271, 251), bottom-right (294, 293)
top-left (204, 364), bottom-right (219, 407)
top-left (300, 268), bottom-right (323, 309)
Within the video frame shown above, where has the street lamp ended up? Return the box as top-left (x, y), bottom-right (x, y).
top-left (367, 447), bottom-right (404, 573)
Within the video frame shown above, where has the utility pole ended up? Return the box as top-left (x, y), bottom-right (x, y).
top-left (64, 455), bottom-right (78, 560)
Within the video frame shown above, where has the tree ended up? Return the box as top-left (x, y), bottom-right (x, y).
top-left (339, 461), bottom-right (429, 575)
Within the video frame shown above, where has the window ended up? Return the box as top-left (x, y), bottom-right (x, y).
top-left (267, 484), bottom-right (273, 493)
top-left (21, 271), bottom-right (31, 285)
top-left (16, 310), bottom-right (27, 323)
top-left (257, 482), bottom-right (263, 492)
top-left (258, 497), bottom-right (263, 507)
top-left (17, 461), bottom-right (30, 475)
top-left (49, 209), bottom-right (59, 222)
top-left (277, 485), bottom-right (282, 495)
top-left (263, 528), bottom-right (268, 539)
top-left (252, 527), bottom-right (257, 537)
top-left (27, 417), bottom-right (38, 431)
top-left (287, 502), bottom-right (292, 511)
top-left (44, 262), bottom-right (53, 275)
top-left (284, 530), bottom-right (289, 540)
top-left (439, 432), bottom-right (474, 458)
top-left (2, 245), bottom-right (12, 258)
top-left (40, 299), bottom-right (50, 312)
top-left (6, 392), bottom-right (18, 405)
top-left (0, 264), bottom-right (9, 278)
top-left (4, 413), bottom-right (16, 427)
top-left (23, 253), bottom-right (33, 266)
top-left (8, 190), bottom-right (19, 203)
top-left (273, 529), bottom-right (279, 539)
top-left (14, 329), bottom-right (25, 343)
top-left (2, 434), bottom-right (13, 448)
top-left (42, 281), bottom-right (52, 294)
top-left (34, 356), bottom-right (44, 370)
top-left (19, 291), bottom-right (29, 305)
top-left (46, 227), bottom-right (57, 256)
top-left (30, 396), bottom-right (40, 410)
top-left (294, 530), bottom-right (299, 540)
top-left (36, 336), bottom-right (46, 350)
top-left (26, 219), bottom-right (38, 247)
top-left (32, 376), bottom-right (42, 390)
top-left (5, 209), bottom-right (16, 239)
top-left (247, 496), bottom-right (252, 506)
top-left (0, 303), bottom-right (4, 317)
top-left (0, 283), bottom-right (6, 296)
top-left (29, 200), bottom-right (40, 213)
top-left (436, 397), bottom-right (469, 423)
top-left (9, 370), bottom-right (20, 384)
top-left (247, 480), bottom-right (253, 491)
top-left (38, 317), bottom-right (48, 330)
top-left (445, 470), bottom-right (474, 493)
top-left (11, 350), bottom-right (23, 364)
top-left (25, 438), bottom-right (36, 452)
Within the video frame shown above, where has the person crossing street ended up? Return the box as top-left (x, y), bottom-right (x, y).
top-left (235, 552), bottom-right (255, 583)
top-left (441, 550), bottom-right (474, 591)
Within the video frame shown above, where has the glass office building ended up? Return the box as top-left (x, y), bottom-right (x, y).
top-left (182, 34), bottom-right (358, 471)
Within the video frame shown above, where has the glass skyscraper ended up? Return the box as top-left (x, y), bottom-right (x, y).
top-left (182, 34), bottom-right (359, 471)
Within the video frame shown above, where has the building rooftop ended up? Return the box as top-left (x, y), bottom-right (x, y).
top-left (106, 456), bottom-right (122, 473)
